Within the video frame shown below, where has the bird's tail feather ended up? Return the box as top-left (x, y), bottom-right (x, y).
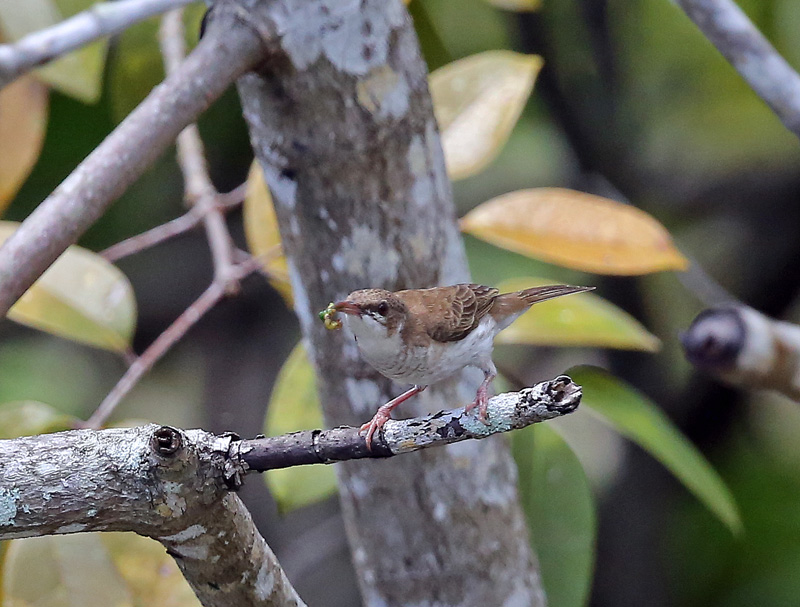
top-left (491, 284), bottom-right (593, 329)
top-left (516, 284), bottom-right (594, 305)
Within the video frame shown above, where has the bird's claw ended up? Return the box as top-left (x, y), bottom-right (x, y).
top-left (360, 410), bottom-right (392, 451)
top-left (465, 386), bottom-right (491, 425)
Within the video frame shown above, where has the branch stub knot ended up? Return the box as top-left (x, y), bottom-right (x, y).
top-left (152, 425), bottom-right (183, 456)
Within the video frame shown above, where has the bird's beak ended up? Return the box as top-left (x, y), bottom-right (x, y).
top-left (333, 300), bottom-right (362, 316)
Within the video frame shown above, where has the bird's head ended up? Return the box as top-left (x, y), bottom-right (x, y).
top-left (334, 289), bottom-right (407, 339)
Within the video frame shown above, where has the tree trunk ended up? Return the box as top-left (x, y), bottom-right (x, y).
top-left (232, 0), bottom-right (546, 604)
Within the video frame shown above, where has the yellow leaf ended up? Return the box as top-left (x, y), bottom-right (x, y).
top-left (2, 533), bottom-right (199, 607)
top-left (243, 161), bottom-right (293, 305)
top-left (264, 343), bottom-right (337, 512)
top-left (461, 188), bottom-right (689, 274)
top-left (3, 534), bottom-right (134, 607)
top-left (0, 401), bottom-right (73, 439)
top-left (495, 277), bottom-right (660, 351)
top-left (430, 51), bottom-right (543, 180)
top-left (485, 0), bottom-right (541, 11)
top-left (102, 533), bottom-right (200, 607)
top-left (0, 76), bottom-right (47, 214)
top-left (0, 221), bottom-right (137, 352)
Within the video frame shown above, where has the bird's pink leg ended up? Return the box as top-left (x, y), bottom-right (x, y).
top-left (466, 364), bottom-right (497, 424)
top-left (361, 385), bottom-right (427, 450)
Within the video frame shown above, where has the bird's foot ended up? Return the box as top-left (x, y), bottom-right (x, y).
top-left (360, 409), bottom-right (393, 451)
top-left (359, 385), bottom-right (426, 451)
top-left (465, 385), bottom-right (491, 425)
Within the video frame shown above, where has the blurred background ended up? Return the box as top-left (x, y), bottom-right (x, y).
top-left (3, 0), bottom-right (800, 606)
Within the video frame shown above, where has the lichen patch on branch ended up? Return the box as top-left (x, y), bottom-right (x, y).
top-left (0, 487), bottom-right (20, 526)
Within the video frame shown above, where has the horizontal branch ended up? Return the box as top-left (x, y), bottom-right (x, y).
top-left (233, 376), bottom-right (581, 473)
top-left (0, 0), bottom-right (198, 89)
top-left (676, 0), bottom-right (800, 139)
top-left (0, 375), bottom-right (579, 604)
top-left (0, 6), bottom-right (268, 318)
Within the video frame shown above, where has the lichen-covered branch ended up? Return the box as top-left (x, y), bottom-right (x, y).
top-left (0, 0), bottom-right (198, 90)
top-left (0, 5), bottom-right (268, 317)
top-left (0, 425), bottom-right (305, 607)
top-left (235, 376), bottom-right (581, 470)
top-left (676, 0), bottom-right (800, 139)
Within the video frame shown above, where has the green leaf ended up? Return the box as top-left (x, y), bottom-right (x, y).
top-left (0, 0), bottom-right (108, 103)
top-left (571, 365), bottom-right (742, 534)
top-left (3, 534), bottom-right (134, 607)
top-left (108, 5), bottom-right (206, 122)
top-left (0, 401), bottom-right (73, 439)
top-left (495, 277), bottom-right (660, 351)
top-left (2, 532), bottom-right (199, 607)
top-left (430, 50), bottom-right (542, 180)
top-left (0, 221), bottom-right (137, 352)
top-left (107, 16), bottom-right (161, 122)
top-left (264, 343), bottom-right (337, 512)
top-left (513, 424), bottom-right (596, 607)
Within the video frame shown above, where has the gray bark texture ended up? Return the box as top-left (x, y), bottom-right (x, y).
top-left (0, 426), bottom-right (305, 607)
top-left (230, 0), bottom-right (546, 604)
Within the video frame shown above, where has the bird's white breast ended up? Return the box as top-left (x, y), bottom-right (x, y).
top-left (343, 314), bottom-right (499, 386)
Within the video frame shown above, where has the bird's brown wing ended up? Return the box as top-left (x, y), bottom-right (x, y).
top-left (398, 283), bottom-right (499, 343)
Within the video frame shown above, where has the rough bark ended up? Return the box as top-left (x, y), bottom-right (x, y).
top-left (232, 0), bottom-right (546, 604)
top-left (237, 378), bottom-right (581, 469)
top-left (0, 426), bottom-right (304, 607)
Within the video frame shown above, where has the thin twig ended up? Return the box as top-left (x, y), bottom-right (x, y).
top-left (86, 282), bottom-right (225, 429)
top-left (0, 0), bottom-right (199, 90)
top-left (676, 0), bottom-right (800, 139)
top-left (216, 181), bottom-right (249, 209)
top-left (100, 183), bottom-right (246, 262)
top-left (86, 252), bottom-right (269, 429)
top-left (101, 207), bottom-right (202, 262)
top-left (160, 9), bottom-right (239, 290)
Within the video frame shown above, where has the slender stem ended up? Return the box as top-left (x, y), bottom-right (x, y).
top-left (0, 0), bottom-right (199, 90)
top-left (86, 255), bottom-right (265, 429)
top-left (86, 283), bottom-right (225, 429)
top-left (160, 10), bottom-right (238, 289)
top-left (100, 184), bottom-right (247, 262)
top-left (101, 207), bottom-right (202, 262)
top-left (676, 0), bottom-right (800, 139)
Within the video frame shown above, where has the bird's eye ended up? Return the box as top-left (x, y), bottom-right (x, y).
top-left (376, 301), bottom-right (389, 316)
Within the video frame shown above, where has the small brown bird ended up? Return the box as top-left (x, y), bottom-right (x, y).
top-left (333, 283), bottom-right (592, 448)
